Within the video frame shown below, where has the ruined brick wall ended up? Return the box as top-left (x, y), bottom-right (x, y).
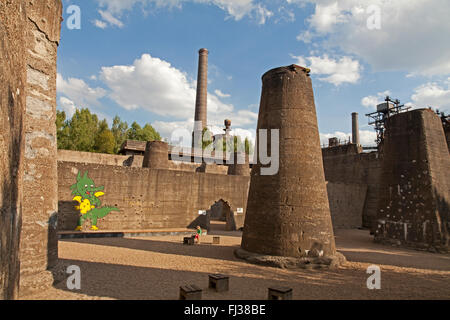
top-left (374, 109), bottom-right (450, 252)
top-left (57, 162), bottom-right (250, 231)
top-left (18, 0), bottom-right (62, 296)
top-left (322, 145), bottom-right (382, 229)
top-left (0, 0), bottom-right (27, 300)
top-left (57, 150), bottom-right (232, 174)
top-left (58, 150), bottom-right (143, 167)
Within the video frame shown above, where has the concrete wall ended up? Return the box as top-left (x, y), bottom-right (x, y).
top-left (57, 162), bottom-right (250, 231)
top-left (58, 150), bottom-right (142, 167)
top-left (58, 149), bottom-right (233, 175)
top-left (322, 144), bottom-right (382, 229)
top-left (327, 183), bottom-right (367, 229)
top-left (169, 161), bottom-right (229, 175)
top-left (18, 0), bottom-right (62, 296)
top-left (0, 0), bottom-right (27, 300)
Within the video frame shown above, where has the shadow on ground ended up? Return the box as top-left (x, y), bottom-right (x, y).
top-left (56, 257), bottom-right (450, 300)
top-left (60, 237), bottom-right (241, 263)
top-left (334, 229), bottom-right (450, 271)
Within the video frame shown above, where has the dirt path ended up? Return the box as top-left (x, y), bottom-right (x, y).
top-left (21, 229), bottom-right (450, 300)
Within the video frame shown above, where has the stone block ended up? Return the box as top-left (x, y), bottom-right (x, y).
top-left (179, 284), bottom-right (202, 300)
top-left (208, 274), bottom-right (229, 292)
top-left (268, 287), bottom-right (292, 300)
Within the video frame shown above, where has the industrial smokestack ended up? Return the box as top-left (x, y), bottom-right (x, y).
top-left (194, 48), bottom-right (208, 132)
top-left (240, 65), bottom-right (339, 263)
top-left (352, 112), bottom-right (360, 146)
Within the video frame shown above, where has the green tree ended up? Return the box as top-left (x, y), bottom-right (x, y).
top-left (141, 123), bottom-right (162, 142)
top-left (68, 108), bottom-right (99, 152)
top-left (56, 110), bottom-right (71, 150)
top-left (127, 121), bottom-right (161, 142)
top-left (94, 120), bottom-right (116, 154)
top-left (55, 108), bottom-right (162, 154)
top-left (202, 128), bottom-right (213, 150)
top-left (111, 115), bottom-right (129, 153)
top-left (244, 137), bottom-right (254, 155)
top-left (126, 122), bottom-right (143, 141)
top-left (214, 135), bottom-right (253, 155)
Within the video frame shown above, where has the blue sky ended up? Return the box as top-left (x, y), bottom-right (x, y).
top-left (57, 0), bottom-right (450, 146)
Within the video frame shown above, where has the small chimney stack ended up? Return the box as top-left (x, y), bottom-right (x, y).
top-left (352, 112), bottom-right (360, 146)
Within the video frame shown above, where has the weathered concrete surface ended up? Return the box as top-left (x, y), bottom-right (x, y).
top-left (322, 145), bottom-right (382, 229)
top-left (143, 141), bottom-right (169, 170)
top-left (374, 109), bottom-right (450, 252)
top-left (241, 65), bottom-right (339, 264)
top-left (58, 149), bottom-right (232, 174)
top-left (0, 0), bottom-right (27, 300)
top-left (18, 0), bottom-right (62, 296)
top-left (227, 152), bottom-right (250, 176)
top-left (57, 162), bottom-right (250, 231)
top-left (58, 150), bottom-right (144, 167)
top-left (444, 119), bottom-right (450, 151)
top-left (327, 182), bottom-right (367, 229)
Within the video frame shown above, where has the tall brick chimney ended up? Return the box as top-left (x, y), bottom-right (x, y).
top-left (194, 48), bottom-right (208, 132)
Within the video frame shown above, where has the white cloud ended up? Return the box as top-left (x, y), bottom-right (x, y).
top-left (307, 1), bottom-right (345, 34)
top-left (94, 20), bottom-right (108, 29)
top-left (96, 10), bottom-right (125, 28)
top-left (152, 119), bottom-right (193, 145)
top-left (94, 0), bottom-right (273, 27)
top-left (275, 6), bottom-right (295, 23)
top-left (361, 90), bottom-right (390, 109)
top-left (100, 54), bottom-right (197, 118)
top-left (58, 97), bottom-right (77, 118)
top-left (214, 89), bottom-right (231, 98)
top-left (100, 53), bottom-right (258, 133)
top-left (293, 0), bottom-right (450, 76)
top-left (57, 73), bottom-right (107, 108)
top-left (410, 80), bottom-right (450, 112)
top-left (320, 130), bottom-right (377, 147)
top-left (57, 96), bottom-right (112, 123)
top-left (291, 54), bottom-right (362, 86)
top-left (153, 120), bottom-right (256, 147)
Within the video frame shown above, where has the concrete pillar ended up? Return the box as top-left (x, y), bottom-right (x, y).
top-left (143, 141), bottom-right (169, 170)
top-left (0, 0), bottom-right (27, 300)
top-left (374, 109), bottom-right (450, 252)
top-left (352, 112), bottom-right (360, 146)
top-left (17, 0), bottom-right (63, 297)
top-left (240, 65), bottom-right (339, 263)
top-left (227, 152), bottom-right (250, 176)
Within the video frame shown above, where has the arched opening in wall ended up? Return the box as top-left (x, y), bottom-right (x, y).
top-left (208, 200), bottom-right (236, 233)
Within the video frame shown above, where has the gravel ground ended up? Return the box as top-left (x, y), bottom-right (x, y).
top-left (20, 228), bottom-right (450, 300)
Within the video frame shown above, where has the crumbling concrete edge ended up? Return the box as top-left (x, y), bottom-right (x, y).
top-left (234, 248), bottom-right (347, 270)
